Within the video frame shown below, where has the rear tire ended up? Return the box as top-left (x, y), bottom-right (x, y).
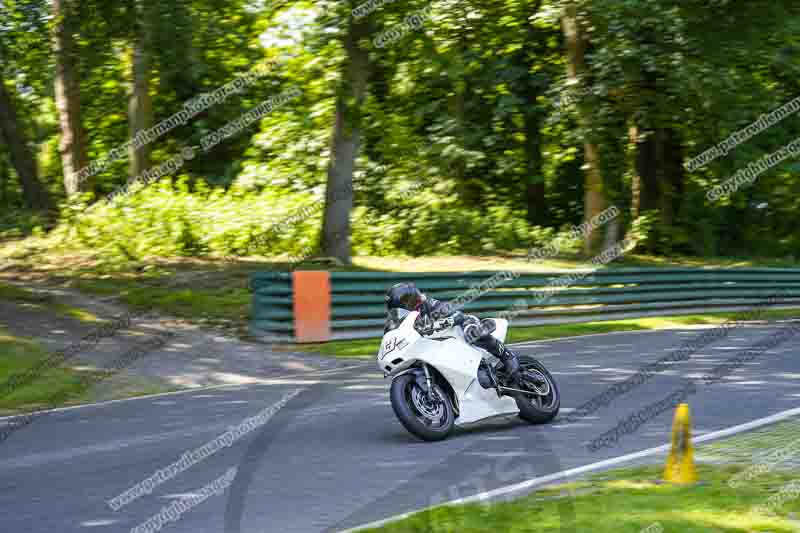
top-left (390, 373), bottom-right (455, 441)
top-left (512, 356), bottom-right (560, 424)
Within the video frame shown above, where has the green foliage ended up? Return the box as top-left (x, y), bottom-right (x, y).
top-left (2, 0), bottom-right (800, 265)
top-left (0, 209), bottom-right (48, 240)
top-left (625, 211), bottom-right (653, 253)
top-left (352, 197), bottom-right (552, 256)
top-left (50, 178), bottom-right (321, 262)
top-left (48, 176), bottom-right (560, 259)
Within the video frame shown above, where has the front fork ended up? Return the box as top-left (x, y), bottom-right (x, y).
top-left (391, 364), bottom-right (452, 407)
top-left (422, 364), bottom-right (434, 400)
top-left (406, 363), bottom-right (459, 417)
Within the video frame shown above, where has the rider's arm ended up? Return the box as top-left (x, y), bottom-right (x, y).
top-left (415, 294), bottom-right (473, 335)
top-left (414, 295), bottom-right (449, 335)
top-left (427, 296), bottom-right (456, 320)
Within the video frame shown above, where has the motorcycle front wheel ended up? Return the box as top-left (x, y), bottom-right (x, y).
top-left (390, 373), bottom-right (455, 441)
top-left (512, 356), bottom-right (560, 424)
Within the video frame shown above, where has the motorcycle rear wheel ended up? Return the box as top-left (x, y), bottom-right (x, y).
top-left (390, 373), bottom-right (455, 441)
top-left (512, 356), bottom-right (560, 424)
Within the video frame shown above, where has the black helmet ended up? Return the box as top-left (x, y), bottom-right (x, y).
top-left (385, 282), bottom-right (422, 311)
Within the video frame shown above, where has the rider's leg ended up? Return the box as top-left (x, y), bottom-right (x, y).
top-left (472, 334), bottom-right (521, 381)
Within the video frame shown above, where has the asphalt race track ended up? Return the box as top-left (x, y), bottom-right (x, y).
top-left (2, 324), bottom-right (799, 533)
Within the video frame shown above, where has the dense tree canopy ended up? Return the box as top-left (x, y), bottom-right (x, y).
top-left (1, 0), bottom-right (799, 263)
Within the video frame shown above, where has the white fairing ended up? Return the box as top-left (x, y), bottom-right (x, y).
top-left (491, 318), bottom-right (509, 343)
top-left (378, 312), bottom-right (518, 426)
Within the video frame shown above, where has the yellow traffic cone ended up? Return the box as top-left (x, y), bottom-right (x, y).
top-left (664, 403), bottom-right (697, 484)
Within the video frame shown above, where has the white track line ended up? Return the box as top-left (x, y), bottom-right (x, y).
top-left (342, 405), bottom-right (800, 532)
top-left (0, 362), bottom-right (371, 421)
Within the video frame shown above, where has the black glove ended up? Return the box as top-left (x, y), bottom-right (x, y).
top-left (461, 314), bottom-right (480, 326)
top-left (419, 298), bottom-right (434, 318)
top-left (463, 315), bottom-right (487, 343)
top-left (415, 303), bottom-right (434, 335)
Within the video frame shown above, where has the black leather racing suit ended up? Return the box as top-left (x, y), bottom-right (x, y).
top-left (414, 295), bottom-right (520, 377)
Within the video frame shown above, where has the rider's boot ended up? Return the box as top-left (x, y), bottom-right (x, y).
top-left (471, 332), bottom-right (522, 384)
top-left (495, 341), bottom-right (521, 384)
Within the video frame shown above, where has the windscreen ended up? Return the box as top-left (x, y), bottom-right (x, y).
top-left (384, 308), bottom-right (410, 333)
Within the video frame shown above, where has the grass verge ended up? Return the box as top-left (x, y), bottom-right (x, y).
top-left (364, 464), bottom-right (800, 532)
top-left (0, 281), bottom-right (100, 323)
top-left (113, 285), bottom-right (249, 325)
top-left (0, 327), bottom-right (106, 414)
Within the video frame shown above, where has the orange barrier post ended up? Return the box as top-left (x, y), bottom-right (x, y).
top-left (292, 271), bottom-right (331, 343)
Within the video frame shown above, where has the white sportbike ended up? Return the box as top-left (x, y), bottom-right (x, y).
top-left (378, 309), bottom-right (560, 441)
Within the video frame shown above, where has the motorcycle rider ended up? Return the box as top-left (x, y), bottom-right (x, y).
top-left (384, 282), bottom-right (522, 382)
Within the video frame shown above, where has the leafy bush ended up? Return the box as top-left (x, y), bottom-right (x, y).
top-left (0, 209), bottom-right (48, 241)
top-left (37, 176), bottom-right (573, 263)
top-left (351, 188), bottom-right (547, 256)
top-left (51, 178), bottom-right (318, 262)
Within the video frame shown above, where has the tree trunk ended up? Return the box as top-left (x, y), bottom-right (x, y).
top-left (0, 73), bottom-right (51, 209)
top-left (582, 144), bottom-right (606, 253)
top-left (320, 15), bottom-right (371, 264)
top-left (632, 127), bottom-right (660, 216)
top-left (562, 1), bottom-right (606, 255)
top-left (449, 8), bottom-right (476, 206)
top-left (0, 152), bottom-right (7, 206)
top-left (523, 107), bottom-right (547, 225)
top-left (522, 0), bottom-right (547, 225)
top-left (629, 124), bottom-right (641, 218)
top-left (631, 61), bottom-right (684, 230)
top-left (632, 126), bottom-right (683, 226)
top-left (129, 0), bottom-right (153, 180)
top-left (660, 127), bottom-right (684, 227)
top-left (53, 0), bottom-right (88, 196)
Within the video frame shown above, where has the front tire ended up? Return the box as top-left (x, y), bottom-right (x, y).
top-left (512, 356), bottom-right (560, 424)
top-left (390, 373), bottom-right (455, 441)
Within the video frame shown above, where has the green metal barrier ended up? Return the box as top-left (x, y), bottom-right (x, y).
top-left (250, 268), bottom-right (800, 341)
top-left (250, 272), bottom-right (294, 340)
